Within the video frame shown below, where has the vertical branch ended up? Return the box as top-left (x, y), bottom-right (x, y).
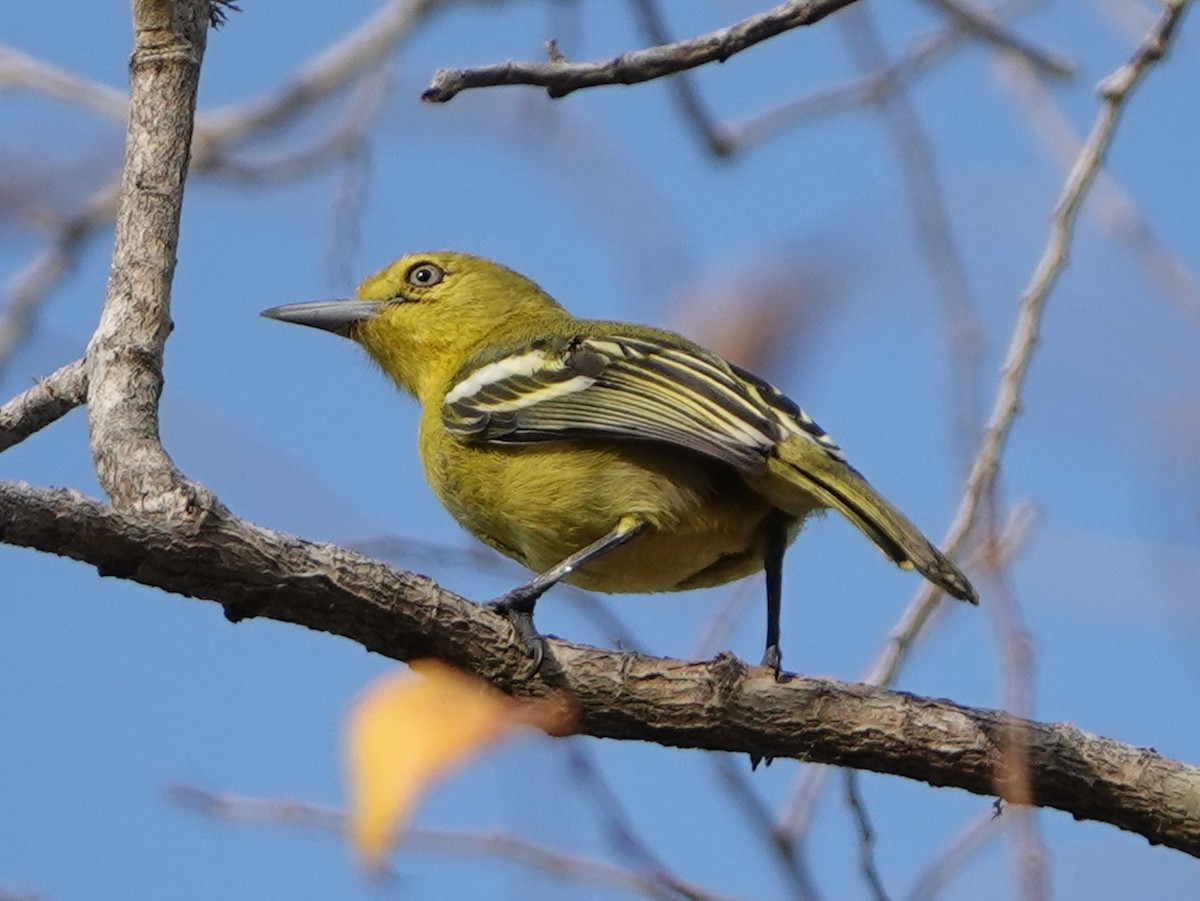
top-left (86, 0), bottom-right (215, 517)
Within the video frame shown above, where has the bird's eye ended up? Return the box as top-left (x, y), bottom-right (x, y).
top-left (405, 262), bottom-right (444, 287)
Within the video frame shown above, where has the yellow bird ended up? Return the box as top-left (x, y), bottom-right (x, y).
top-left (262, 252), bottom-right (976, 676)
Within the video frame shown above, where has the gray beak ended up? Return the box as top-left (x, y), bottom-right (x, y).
top-left (260, 299), bottom-right (383, 337)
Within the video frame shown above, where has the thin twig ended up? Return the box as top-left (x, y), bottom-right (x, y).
top-left (921, 0), bottom-right (1073, 75)
top-left (627, 0), bottom-right (733, 156)
top-left (0, 180), bottom-right (119, 382)
top-left (721, 0), bottom-right (1047, 153)
top-left (167, 785), bottom-right (740, 901)
top-left (941, 0), bottom-right (1193, 553)
top-left (999, 52), bottom-right (1200, 322)
top-left (565, 744), bottom-right (721, 900)
top-left (0, 358), bottom-right (87, 452)
top-left (711, 755), bottom-right (820, 901)
top-left (422, 0), bottom-right (860, 102)
top-left (903, 809), bottom-right (1004, 901)
top-left (843, 772), bottom-right (891, 901)
top-left (0, 45), bottom-right (128, 119)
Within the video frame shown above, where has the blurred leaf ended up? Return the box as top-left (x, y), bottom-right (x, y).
top-left (343, 659), bottom-right (574, 868)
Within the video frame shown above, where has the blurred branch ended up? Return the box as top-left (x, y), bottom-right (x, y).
top-left (0, 358), bottom-right (87, 452)
top-left (983, 566), bottom-right (1046, 901)
top-left (775, 503), bottom-right (1029, 842)
top-left (0, 179), bottom-right (119, 382)
top-left (1, 482), bottom-right (1199, 856)
top-left (720, 0), bottom-right (1056, 153)
top-left (999, 54), bottom-right (1200, 322)
top-left (921, 0), bottom-right (1073, 74)
top-left (903, 808), bottom-right (1003, 901)
top-left (168, 785), bottom-right (730, 901)
top-left (0, 45), bottom-right (128, 118)
top-left (710, 755), bottom-right (819, 901)
top-left (837, 3), bottom-right (985, 456)
top-left (196, 0), bottom-right (445, 143)
top-left (564, 744), bottom-right (723, 900)
top-left (422, 0), bottom-right (861, 102)
top-left (843, 771), bottom-right (890, 901)
top-left (626, 0), bottom-right (731, 156)
top-left (198, 65), bottom-right (389, 183)
top-left (0, 0), bottom-right (445, 381)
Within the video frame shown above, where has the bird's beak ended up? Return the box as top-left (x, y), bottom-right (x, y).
top-left (260, 299), bottom-right (383, 337)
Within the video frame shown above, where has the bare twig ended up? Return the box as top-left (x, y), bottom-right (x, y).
top-left (721, 0), bottom-right (1046, 153)
top-left (921, 0), bottom-right (1073, 75)
top-left (843, 772), bottom-right (891, 901)
top-left (422, 0), bottom-right (860, 102)
top-left (0, 44), bottom-right (128, 119)
top-left (941, 0), bottom-right (1192, 552)
top-left (167, 785), bottom-right (733, 901)
top-left (999, 54), bottom-right (1200, 321)
top-left (710, 755), bottom-right (819, 901)
top-left (627, 0), bottom-right (732, 156)
top-left (0, 358), bottom-right (88, 452)
top-left (0, 179), bottom-right (119, 382)
top-left (565, 744), bottom-right (723, 900)
top-left (903, 809), bottom-right (1003, 901)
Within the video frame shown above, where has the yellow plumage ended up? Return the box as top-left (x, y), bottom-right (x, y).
top-left (262, 251), bottom-right (976, 676)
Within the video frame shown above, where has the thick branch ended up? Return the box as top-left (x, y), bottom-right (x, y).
top-left (85, 0), bottom-right (211, 517)
top-left (1, 480), bottom-right (1197, 857)
top-left (421, 0), bottom-right (860, 102)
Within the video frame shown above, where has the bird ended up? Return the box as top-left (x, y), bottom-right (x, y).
top-left (261, 251), bottom-right (977, 677)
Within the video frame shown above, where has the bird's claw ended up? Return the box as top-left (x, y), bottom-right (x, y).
top-left (487, 593), bottom-right (546, 679)
top-left (761, 644), bottom-right (784, 683)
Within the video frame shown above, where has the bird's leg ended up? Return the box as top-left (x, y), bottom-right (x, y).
top-left (489, 515), bottom-right (650, 676)
top-left (762, 510), bottom-right (788, 681)
top-left (750, 511), bottom-right (790, 770)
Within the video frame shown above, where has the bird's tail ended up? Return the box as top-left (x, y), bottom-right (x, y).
top-left (757, 440), bottom-right (977, 604)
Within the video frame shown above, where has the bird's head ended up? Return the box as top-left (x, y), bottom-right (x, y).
top-left (261, 251), bottom-right (568, 401)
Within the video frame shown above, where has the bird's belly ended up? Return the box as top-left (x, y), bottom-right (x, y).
top-left (427, 434), bottom-right (785, 594)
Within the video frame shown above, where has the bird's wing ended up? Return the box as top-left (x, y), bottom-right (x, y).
top-left (442, 334), bottom-right (845, 470)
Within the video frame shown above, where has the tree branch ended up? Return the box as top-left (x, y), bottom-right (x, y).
top-left (1, 480), bottom-right (1197, 858)
top-left (85, 0), bottom-right (212, 517)
top-left (0, 358), bottom-right (87, 452)
top-left (421, 0), bottom-right (860, 102)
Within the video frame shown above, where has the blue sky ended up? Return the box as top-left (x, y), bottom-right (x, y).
top-left (2, 2), bottom-right (1199, 899)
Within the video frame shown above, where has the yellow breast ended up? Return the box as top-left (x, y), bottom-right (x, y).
top-left (418, 409), bottom-right (796, 594)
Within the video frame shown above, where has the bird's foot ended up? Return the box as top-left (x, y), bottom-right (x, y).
top-left (761, 644), bottom-right (784, 683)
top-left (487, 590), bottom-right (546, 679)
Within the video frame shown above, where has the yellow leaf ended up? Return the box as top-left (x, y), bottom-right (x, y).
top-left (344, 659), bottom-right (573, 868)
